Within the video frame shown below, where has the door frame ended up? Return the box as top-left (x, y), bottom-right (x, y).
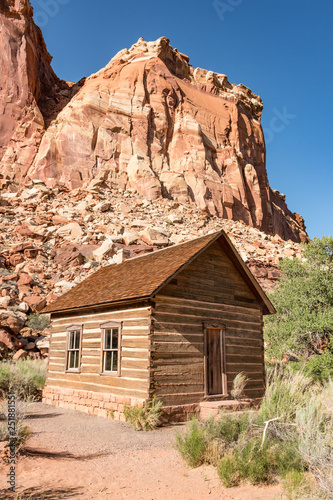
top-left (203, 321), bottom-right (228, 397)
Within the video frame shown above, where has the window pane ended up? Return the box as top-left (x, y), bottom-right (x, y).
top-left (111, 329), bottom-right (118, 349)
top-left (112, 351), bottom-right (118, 371)
top-left (104, 330), bottom-right (111, 350)
top-left (68, 332), bottom-right (74, 350)
top-left (104, 351), bottom-right (112, 371)
top-left (74, 331), bottom-right (80, 349)
top-left (68, 351), bottom-right (75, 369)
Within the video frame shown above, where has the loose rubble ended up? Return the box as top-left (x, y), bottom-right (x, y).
top-left (0, 179), bottom-right (305, 360)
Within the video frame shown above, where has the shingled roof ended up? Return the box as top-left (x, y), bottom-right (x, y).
top-left (43, 230), bottom-right (275, 315)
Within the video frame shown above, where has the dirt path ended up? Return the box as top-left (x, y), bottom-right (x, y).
top-left (0, 403), bottom-right (284, 499)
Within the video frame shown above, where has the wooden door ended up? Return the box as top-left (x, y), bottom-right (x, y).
top-left (204, 324), bottom-right (227, 396)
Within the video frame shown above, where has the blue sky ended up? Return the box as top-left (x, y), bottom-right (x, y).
top-left (30, 0), bottom-right (333, 239)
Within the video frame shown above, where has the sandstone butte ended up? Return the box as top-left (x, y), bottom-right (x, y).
top-left (0, 0), bottom-right (307, 243)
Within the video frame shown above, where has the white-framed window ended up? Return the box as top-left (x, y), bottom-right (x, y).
top-left (100, 322), bottom-right (121, 375)
top-left (66, 325), bottom-right (82, 371)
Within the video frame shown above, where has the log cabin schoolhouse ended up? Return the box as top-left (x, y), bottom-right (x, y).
top-left (42, 230), bottom-right (275, 421)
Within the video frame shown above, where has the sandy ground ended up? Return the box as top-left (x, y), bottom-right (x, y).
top-left (0, 403), bottom-right (285, 499)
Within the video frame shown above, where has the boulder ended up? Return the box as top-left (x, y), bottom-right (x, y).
top-left (54, 245), bottom-right (85, 269)
top-left (93, 201), bottom-right (111, 212)
top-left (23, 296), bottom-right (47, 312)
top-left (0, 328), bottom-right (23, 350)
top-left (25, 342), bottom-right (36, 350)
top-left (141, 227), bottom-right (169, 247)
top-left (56, 222), bottom-right (84, 240)
top-left (93, 240), bottom-right (116, 262)
top-left (13, 349), bottom-right (28, 360)
top-left (0, 309), bottom-right (25, 334)
top-left (123, 230), bottom-right (140, 245)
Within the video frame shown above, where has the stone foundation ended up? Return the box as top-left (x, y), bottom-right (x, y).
top-left (43, 386), bottom-right (202, 423)
top-left (43, 386), bottom-right (259, 424)
top-left (160, 403), bottom-right (200, 423)
top-left (42, 386), bottom-right (145, 422)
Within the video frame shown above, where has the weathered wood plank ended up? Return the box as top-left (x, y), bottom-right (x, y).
top-left (225, 336), bottom-right (263, 347)
top-left (122, 338), bottom-right (149, 348)
top-left (226, 345), bottom-right (263, 355)
top-left (152, 333), bottom-right (203, 343)
top-left (153, 315), bottom-right (262, 331)
top-left (51, 308), bottom-right (150, 328)
top-left (152, 373), bottom-right (204, 384)
top-left (121, 349), bottom-right (149, 359)
top-left (226, 354), bottom-right (264, 364)
top-left (122, 358), bottom-right (149, 370)
top-left (152, 392), bottom-right (204, 405)
top-left (153, 302), bottom-right (261, 321)
top-left (226, 364), bottom-right (264, 373)
top-left (121, 369), bottom-right (149, 379)
top-left (154, 294), bottom-right (263, 315)
top-left (46, 378), bottom-right (148, 396)
top-left (47, 372), bottom-right (149, 390)
top-left (152, 342), bottom-right (204, 354)
top-left (151, 383), bottom-right (204, 395)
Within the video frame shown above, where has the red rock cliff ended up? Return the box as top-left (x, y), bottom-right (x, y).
top-left (0, 3), bottom-right (307, 242)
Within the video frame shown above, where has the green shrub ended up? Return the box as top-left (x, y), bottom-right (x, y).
top-left (176, 412), bottom-right (254, 469)
top-left (0, 359), bottom-right (47, 400)
top-left (264, 236), bottom-right (333, 359)
top-left (218, 437), bottom-right (304, 487)
top-left (26, 313), bottom-right (50, 332)
top-left (305, 348), bottom-right (333, 382)
top-left (124, 396), bottom-right (162, 431)
top-left (282, 471), bottom-right (315, 500)
top-left (217, 452), bottom-right (240, 487)
top-left (176, 418), bottom-right (207, 467)
top-left (216, 411), bottom-right (254, 443)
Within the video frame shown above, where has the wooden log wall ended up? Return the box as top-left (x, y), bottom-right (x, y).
top-left (150, 241), bottom-right (265, 406)
top-left (46, 301), bottom-right (151, 400)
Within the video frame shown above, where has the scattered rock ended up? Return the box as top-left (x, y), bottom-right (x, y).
top-left (54, 245), bottom-right (85, 269)
top-left (57, 222), bottom-right (84, 240)
top-left (93, 240), bottom-right (116, 262)
top-left (13, 349), bottom-right (28, 360)
top-left (141, 227), bottom-right (169, 246)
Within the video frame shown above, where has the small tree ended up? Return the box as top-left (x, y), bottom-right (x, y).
top-left (26, 313), bottom-right (50, 332)
top-left (265, 236), bottom-right (333, 360)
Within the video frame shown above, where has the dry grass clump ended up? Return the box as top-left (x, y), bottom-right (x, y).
top-left (0, 400), bottom-right (32, 451)
top-left (124, 396), bottom-right (163, 431)
top-left (230, 372), bottom-right (248, 400)
top-left (0, 359), bottom-right (47, 400)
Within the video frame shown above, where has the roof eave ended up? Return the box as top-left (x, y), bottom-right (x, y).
top-left (42, 295), bottom-right (152, 316)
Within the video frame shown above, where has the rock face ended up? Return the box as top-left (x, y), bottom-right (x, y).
top-left (0, 0), bottom-right (83, 182)
top-left (0, 1), bottom-right (307, 242)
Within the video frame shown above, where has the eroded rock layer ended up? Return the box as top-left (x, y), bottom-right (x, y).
top-left (0, 2), bottom-right (307, 242)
